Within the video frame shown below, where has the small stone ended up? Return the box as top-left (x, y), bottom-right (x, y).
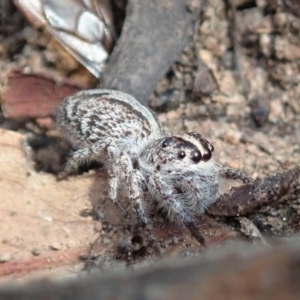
top-left (199, 49), bottom-right (213, 64)
top-left (31, 248), bottom-right (41, 256)
top-left (94, 222), bottom-right (103, 232)
top-left (164, 238), bottom-right (173, 246)
top-left (103, 238), bottom-right (110, 245)
top-left (173, 237), bottom-right (179, 244)
top-left (274, 37), bottom-right (300, 60)
top-left (193, 64), bottom-right (217, 96)
top-left (250, 98), bottom-right (270, 127)
top-left (269, 99), bottom-right (284, 123)
top-left (0, 253), bottom-right (11, 263)
top-left (204, 36), bottom-right (222, 56)
top-left (147, 247), bottom-right (155, 255)
top-left (224, 129), bottom-right (242, 145)
top-left (21, 26), bottom-right (39, 44)
top-left (50, 242), bottom-right (61, 250)
top-left (259, 34), bottom-right (272, 57)
top-left (67, 240), bottom-right (78, 248)
top-left (256, 0), bottom-right (266, 9)
top-left (186, 0), bottom-right (200, 12)
top-left (96, 209), bottom-right (105, 219)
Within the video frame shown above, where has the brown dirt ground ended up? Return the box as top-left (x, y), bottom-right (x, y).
top-left (0, 0), bottom-right (299, 282)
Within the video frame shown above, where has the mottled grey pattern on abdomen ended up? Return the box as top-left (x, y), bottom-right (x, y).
top-left (55, 89), bottom-right (164, 149)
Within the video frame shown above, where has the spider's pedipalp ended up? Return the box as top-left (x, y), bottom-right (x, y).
top-left (148, 172), bottom-right (206, 245)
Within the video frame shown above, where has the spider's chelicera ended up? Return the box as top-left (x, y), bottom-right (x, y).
top-left (56, 89), bottom-right (250, 246)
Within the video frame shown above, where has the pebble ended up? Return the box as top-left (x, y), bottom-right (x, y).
top-left (0, 253), bottom-right (11, 263)
top-left (50, 242), bottom-right (62, 250)
top-left (103, 238), bottom-right (110, 245)
top-left (31, 248), bottom-right (41, 256)
top-left (94, 222), bottom-right (103, 232)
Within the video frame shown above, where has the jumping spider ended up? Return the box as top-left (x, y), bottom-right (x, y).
top-left (55, 89), bottom-right (252, 246)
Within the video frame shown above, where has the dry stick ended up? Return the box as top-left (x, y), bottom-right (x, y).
top-left (99, 0), bottom-right (205, 105)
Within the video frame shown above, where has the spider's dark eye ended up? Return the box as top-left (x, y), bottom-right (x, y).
top-left (178, 151), bottom-right (186, 159)
top-left (162, 137), bottom-right (172, 148)
top-left (202, 150), bottom-right (212, 162)
top-left (191, 150), bottom-right (202, 163)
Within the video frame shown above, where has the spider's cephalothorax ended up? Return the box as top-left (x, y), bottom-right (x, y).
top-left (56, 89), bottom-right (249, 246)
top-left (139, 134), bottom-right (218, 214)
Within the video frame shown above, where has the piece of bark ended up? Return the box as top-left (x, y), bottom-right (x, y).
top-left (1, 70), bottom-right (81, 119)
top-left (208, 167), bottom-right (300, 216)
top-left (99, 0), bottom-right (205, 105)
top-left (1, 239), bottom-right (300, 299)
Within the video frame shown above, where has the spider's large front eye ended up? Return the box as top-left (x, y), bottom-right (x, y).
top-left (191, 150), bottom-right (202, 163)
top-left (202, 150), bottom-right (212, 162)
top-left (162, 137), bottom-right (172, 148)
top-left (178, 151), bottom-right (186, 159)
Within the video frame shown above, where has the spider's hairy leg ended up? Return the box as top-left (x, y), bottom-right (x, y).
top-left (149, 173), bottom-right (206, 246)
top-left (106, 143), bottom-right (121, 200)
top-left (218, 165), bottom-right (250, 184)
top-left (104, 144), bottom-right (130, 220)
top-left (58, 140), bottom-right (129, 219)
top-left (128, 171), bottom-right (160, 252)
top-left (57, 141), bottom-right (107, 180)
top-left (120, 154), bottom-right (158, 248)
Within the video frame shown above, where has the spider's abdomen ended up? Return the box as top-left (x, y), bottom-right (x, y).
top-left (55, 89), bottom-right (164, 150)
